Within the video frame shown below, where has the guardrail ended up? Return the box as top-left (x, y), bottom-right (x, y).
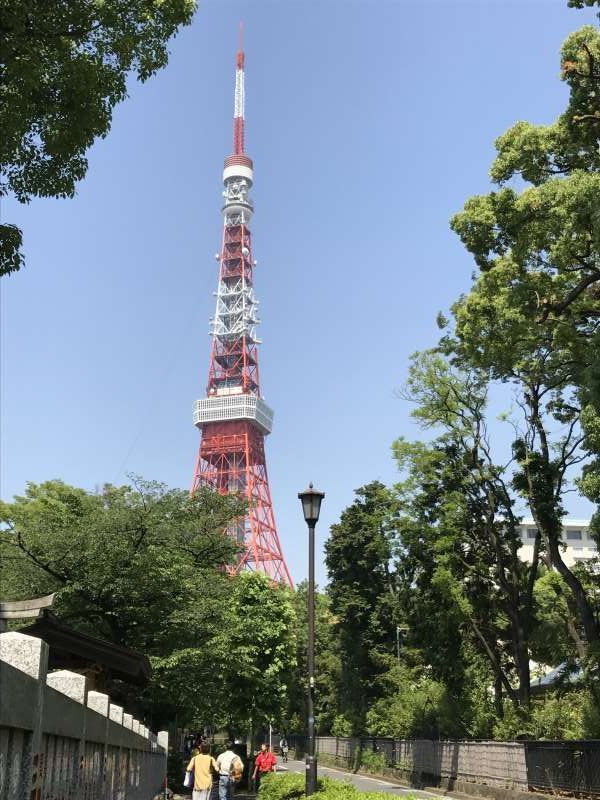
top-left (0, 631), bottom-right (168, 799)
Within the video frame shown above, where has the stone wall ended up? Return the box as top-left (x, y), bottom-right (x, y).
top-left (0, 631), bottom-right (168, 800)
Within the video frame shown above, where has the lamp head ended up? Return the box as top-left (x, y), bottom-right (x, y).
top-left (298, 483), bottom-right (325, 526)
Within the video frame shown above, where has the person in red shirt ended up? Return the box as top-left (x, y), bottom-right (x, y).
top-left (252, 743), bottom-right (277, 793)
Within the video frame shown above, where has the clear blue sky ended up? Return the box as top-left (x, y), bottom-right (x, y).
top-left (2, 1), bottom-right (597, 586)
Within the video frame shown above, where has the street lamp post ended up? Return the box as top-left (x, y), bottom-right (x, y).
top-left (298, 483), bottom-right (325, 797)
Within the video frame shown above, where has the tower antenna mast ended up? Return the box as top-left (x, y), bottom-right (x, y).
top-left (233, 21), bottom-right (245, 155)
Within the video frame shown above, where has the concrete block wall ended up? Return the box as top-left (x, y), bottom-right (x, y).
top-left (0, 631), bottom-right (168, 800)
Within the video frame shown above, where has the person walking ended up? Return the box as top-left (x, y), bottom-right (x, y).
top-left (186, 743), bottom-right (219, 800)
top-left (191, 736), bottom-right (205, 758)
top-left (252, 743), bottom-right (277, 794)
top-left (216, 741), bottom-right (244, 800)
top-left (279, 737), bottom-right (289, 763)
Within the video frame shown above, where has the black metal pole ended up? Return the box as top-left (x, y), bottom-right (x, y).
top-left (306, 521), bottom-right (317, 796)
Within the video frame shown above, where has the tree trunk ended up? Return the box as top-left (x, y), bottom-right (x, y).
top-left (513, 628), bottom-right (531, 709)
top-left (547, 536), bottom-right (599, 648)
top-left (469, 616), bottom-right (520, 708)
top-left (494, 674), bottom-right (504, 719)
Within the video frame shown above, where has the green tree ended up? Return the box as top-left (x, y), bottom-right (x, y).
top-left (222, 572), bottom-right (297, 742)
top-left (325, 481), bottom-right (399, 732)
top-left (530, 571), bottom-right (583, 666)
top-left (450, 23), bottom-right (600, 655)
top-left (0, 477), bottom-right (245, 727)
top-left (396, 351), bottom-right (539, 711)
top-left (286, 581), bottom-right (341, 735)
top-left (1, 0), bottom-right (195, 275)
top-left (366, 657), bottom-right (466, 740)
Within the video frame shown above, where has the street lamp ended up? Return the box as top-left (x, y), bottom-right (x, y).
top-left (298, 483), bottom-right (325, 797)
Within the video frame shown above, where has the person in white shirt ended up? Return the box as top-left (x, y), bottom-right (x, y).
top-left (279, 738), bottom-right (289, 762)
top-left (216, 742), bottom-right (243, 800)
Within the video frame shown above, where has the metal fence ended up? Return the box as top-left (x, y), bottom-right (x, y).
top-left (525, 740), bottom-right (600, 794)
top-left (291, 735), bottom-right (600, 795)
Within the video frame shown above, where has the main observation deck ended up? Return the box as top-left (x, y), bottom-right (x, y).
top-left (193, 394), bottom-right (273, 435)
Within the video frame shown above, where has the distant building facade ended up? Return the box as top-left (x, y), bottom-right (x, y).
top-left (519, 519), bottom-right (597, 567)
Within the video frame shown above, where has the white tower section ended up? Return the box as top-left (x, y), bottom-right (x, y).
top-left (194, 158), bottom-right (274, 433)
top-left (209, 164), bottom-right (259, 344)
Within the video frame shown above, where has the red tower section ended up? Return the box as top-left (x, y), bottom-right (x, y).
top-left (191, 40), bottom-right (293, 587)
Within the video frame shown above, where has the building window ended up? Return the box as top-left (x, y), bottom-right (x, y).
top-left (526, 529), bottom-right (537, 539)
top-left (566, 530), bottom-right (583, 541)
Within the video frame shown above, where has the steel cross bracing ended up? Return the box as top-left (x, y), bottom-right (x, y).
top-left (191, 39), bottom-right (293, 588)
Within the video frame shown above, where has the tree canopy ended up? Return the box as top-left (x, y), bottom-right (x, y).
top-left (0, 0), bottom-right (195, 275)
top-left (287, 6), bottom-right (600, 742)
top-left (0, 477), bottom-right (296, 732)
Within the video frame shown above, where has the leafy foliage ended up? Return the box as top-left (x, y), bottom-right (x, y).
top-left (449, 20), bottom-right (600, 659)
top-left (366, 660), bottom-right (465, 740)
top-left (292, 7), bottom-right (600, 744)
top-left (222, 572), bottom-right (297, 736)
top-left (0, 0), bottom-right (195, 274)
top-left (0, 478), bottom-right (297, 731)
top-left (286, 581), bottom-right (341, 735)
top-left (325, 482), bottom-right (399, 732)
top-left (258, 772), bottom-right (437, 800)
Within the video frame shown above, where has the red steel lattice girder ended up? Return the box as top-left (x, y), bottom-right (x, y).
top-left (192, 421), bottom-right (293, 586)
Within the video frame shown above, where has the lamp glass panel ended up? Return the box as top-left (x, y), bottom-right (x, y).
top-left (299, 490), bottom-right (323, 524)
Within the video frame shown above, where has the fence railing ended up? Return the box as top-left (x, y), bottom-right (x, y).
top-left (524, 740), bottom-right (600, 794)
top-left (290, 735), bottom-right (600, 795)
top-left (0, 631), bottom-right (168, 800)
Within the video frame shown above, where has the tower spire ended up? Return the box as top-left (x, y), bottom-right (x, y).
top-left (233, 22), bottom-right (245, 155)
top-left (191, 34), bottom-right (293, 588)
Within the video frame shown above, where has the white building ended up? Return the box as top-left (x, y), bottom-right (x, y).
top-left (519, 519), bottom-right (597, 567)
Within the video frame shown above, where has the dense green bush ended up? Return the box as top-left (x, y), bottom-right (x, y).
top-left (257, 773), bottom-right (309, 800)
top-left (258, 772), bottom-right (435, 800)
top-left (331, 715), bottom-right (354, 737)
top-left (365, 666), bottom-right (465, 739)
top-left (493, 689), bottom-right (598, 740)
top-left (359, 750), bottom-right (387, 774)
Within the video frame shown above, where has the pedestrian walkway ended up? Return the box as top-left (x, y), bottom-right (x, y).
top-left (174, 759), bottom-right (442, 800)
top-left (285, 758), bottom-right (442, 798)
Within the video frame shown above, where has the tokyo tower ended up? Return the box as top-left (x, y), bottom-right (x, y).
top-left (191, 34), bottom-right (293, 587)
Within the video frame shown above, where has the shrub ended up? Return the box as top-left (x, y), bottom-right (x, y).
top-left (258, 773), bottom-right (307, 800)
top-left (331, 715), bottom-right (354, 737)
top-left (259, 774), bottom-right (358, 800)
top-left (258, 772), bottom-right (438, 800)
top-left (359, 751), bottom-right (387, 774)
top-left (531, 691), bottom-right (586, 739)
top-left (493, 690), bottom-right (588, 740)
top-left (365, 669), bottom-right (464, 739)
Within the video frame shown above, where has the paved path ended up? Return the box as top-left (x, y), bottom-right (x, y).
top-left (283, 758), bottom-right (442, 798)
top-left (174, 759), bottom-right (444, 799)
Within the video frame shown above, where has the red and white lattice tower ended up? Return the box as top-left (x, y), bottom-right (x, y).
top-left (191, 35), bottom-right (293, 587)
